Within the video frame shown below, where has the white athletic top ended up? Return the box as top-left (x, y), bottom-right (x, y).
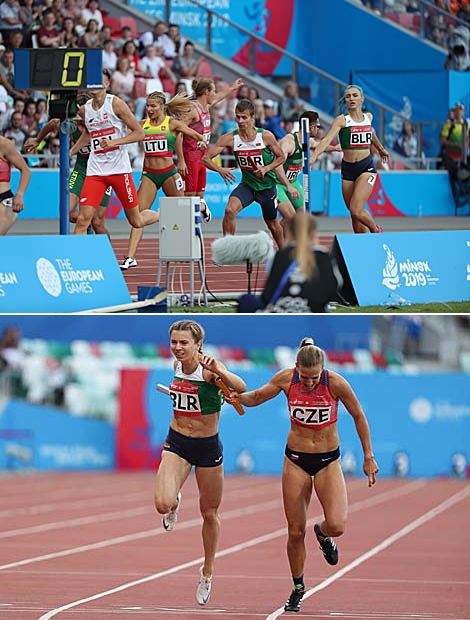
top-left (84, 94), bottom-right (132, 176)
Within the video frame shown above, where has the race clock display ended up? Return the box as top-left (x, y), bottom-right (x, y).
top-left (14, 48), bottom-right (103, 91)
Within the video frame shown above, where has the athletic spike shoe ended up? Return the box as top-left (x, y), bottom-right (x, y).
top-left (86, 225), bottom-right (94, 235)
top-left (120, 256), bottom-right (138, 270)
top-left (284, 587), bottom-right (305, 612)
top-left (162, 492), bottom-right (181, 532)
top-left (201, 200), bottom-right (212, 223)
top-left (196, 566), bottom-right (212, 605)
top-left (314, 523), bottom-right (338, 565)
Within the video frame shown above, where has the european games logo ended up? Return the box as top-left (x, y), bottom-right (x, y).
top-left (382, 244), bottom-right (400, 290)
top-left (409, 398), bottom-right (433, 423)
top-left (36, 258), bottom-right (62, 297)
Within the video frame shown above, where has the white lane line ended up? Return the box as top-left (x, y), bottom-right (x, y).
top-left (265, 485), bottom-right (470, 620)
top-left (35, 481), bottom-right (423, 620)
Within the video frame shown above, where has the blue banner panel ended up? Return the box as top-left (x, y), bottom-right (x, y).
top-left (0, 400), bottom-right (114, 470)
top-left (332, 231), bottom-right (470, 306)
top-left (141, 369), bottom-right (469, 477)
top-left (0, 235), bottom-right (131, 312)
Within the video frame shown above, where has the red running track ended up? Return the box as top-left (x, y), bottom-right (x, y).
top-left (0, 473), bottom-right (469, 619)
top-left (112, 235), bottom-right (334, 298)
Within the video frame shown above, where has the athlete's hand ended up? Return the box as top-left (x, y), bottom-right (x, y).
top-left (363, 455), bottom-right (379, 487)
top-left (253, 166), bottom-right (267, 179)
top-left (177, 160), bottom-right (187, 177)
top-left (380, 149), bottom-right (390, 164)
top-left (12, 192), bottom-right (24, 213)
top-left (196, 140), bottom-right (207, 151)
top-left (23, 138), bottom-right (39, 153)
top-left (100, 137), bottom-right (112, 149)
top-left (287, 184), bottom-right (299, 200)
top-left (219, 167), bottom-right (236, 185)
top-left (230, 77), bottom-right (244, 91)
top-left (198, 352), bottom-right (221, 375)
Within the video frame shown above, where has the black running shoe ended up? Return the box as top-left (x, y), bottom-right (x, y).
top-left (314, 523), bottom-right (338, 565)
top-left (284, 588), bottom-right (305, 612)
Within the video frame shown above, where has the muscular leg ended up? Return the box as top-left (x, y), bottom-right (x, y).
top-left (282, 457), bottom-right (312, 579)
top-left (0, 203), bottom-right (17, 235)
top-left (278, 199), bottom-right (296, 242)
top-left (154, 451), bottom-right (192, 515)
top-left (313, 459), bottom-right (348, 538)
top-left (265, 216), bottom-right (284, 249)
top-left (347, 174), bottom-right (378, 234)
top-left (74, 203), bottom-right (96, 234)
top-left (125, 176), bottom-right (158, 259)
top-left (91, 205), bottom-right (110, 237)
top-left (342, 180), bottom-right (367, 233)
top-left (222, 195), bottom-right (244, 235)
top-left (195, 465), bottom-right (224, 577)
top-left (69, 194), bottom-right (79, 224)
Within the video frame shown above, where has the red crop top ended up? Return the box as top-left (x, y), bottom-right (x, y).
top-left (287, 368), bottom-right (338, 429)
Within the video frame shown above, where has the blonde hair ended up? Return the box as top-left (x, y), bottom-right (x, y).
top-left (288, 211), bottom-right (318, 279)
top-left (169, 320), bottom-right (205, 349)
top-left (296, 337), bottom-right (324, 368)
top-left (192, 77), bottom-right (214, 98)
top-left (147, 91), bottom-right (194, 119)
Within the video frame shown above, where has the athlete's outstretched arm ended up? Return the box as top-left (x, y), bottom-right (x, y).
top-left (310, 115), bottom-right (345, 166)
top-left (201, 133), bottom-right (237, 185)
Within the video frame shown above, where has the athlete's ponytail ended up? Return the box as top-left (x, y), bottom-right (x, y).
top-left (296, 338), bottom-right (324, 368)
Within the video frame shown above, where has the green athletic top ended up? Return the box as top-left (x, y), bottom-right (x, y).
top-left (338, 114), bottom-right (373, 151)
top-left (283, 132), bottom-right (302, 182)
top-left (169, 362), bottom-right (223, 417)
top-left (232, 128), bottom-right (277, 190)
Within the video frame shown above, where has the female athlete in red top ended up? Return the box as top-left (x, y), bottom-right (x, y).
top-left (0, 136), bottom-right (31, 235)
top-left (226, 337), bottom-right (378, 613)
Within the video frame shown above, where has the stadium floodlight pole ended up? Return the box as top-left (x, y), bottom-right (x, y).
top-left (301, 116), bottom-right (310, 212)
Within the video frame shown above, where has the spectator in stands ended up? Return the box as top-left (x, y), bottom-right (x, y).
top-left (262, 99), bottom-right (287, 139)
top-left (440, 102), bottom-right (469, 166)
top-left (37, 135), bottom-right (60, 168)
top-left (102, 38), bottom-right (118, 72)
top-left (445, 24), bottom-right (470, 70)
top-left (0, 0), bottom-right (25, 45)
top-left (280, 81), bottom-right (304, 124)
top-left (109, 56), bottom-right (135, 101)
top-left (260, 211), bottom-right (342, 313)
top-left (120, 39), bottom-right (147, 78)
top-left (253, 97), bottom-right (265, 128)
top-left (0, 47), bottom-right (26, 100)
top-left (140, 44), bottom-right (176, 84)
top-left (35, 98), bottom-right (48, 131)
top-left (80, 17), bottom-right (100, 48)
top-left (3, 111), bottom-right (27, 151)
top-left (61, 0), bottom-right (83, 24)
top-left (98, 23), bottom-right (112, 46)
top-left (18, 0), bottom-right (41, 46)
top-left (2, 95), bottom-right (23, 130)
top-left (37, 8), bottom-right (62, 48)
top-left (248, 86), bottom-right (260, 101)
top-left (61, 15), bottom-right (79, 47)
top-left (176, 81), bottom-right (188, 96)
top-left (9, 29), bottom-right (24, 49)
top-left (22, 98), bottom-right (38, 136)
top-left (0, 83), bottom-right (10, 129)
top-left (173, 41), bottom-right (203, 82)
top-left (0, 326), bottom-right (24, 370)
top-left (139, 19), bottom-right (167, 53)
top-left (81, 0), bottom-right (103, 31)
top-left (457, 2), bottom-right (470, 24)
top-left (161, 23), bottom-right (187, 60)
top-left (393, 119), bottom-right (418, 158)
top-left (0, 136), bottom-right (31, 235)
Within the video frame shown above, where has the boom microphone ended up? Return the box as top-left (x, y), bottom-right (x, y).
top-left (211, 232), bottom-right (273, 266)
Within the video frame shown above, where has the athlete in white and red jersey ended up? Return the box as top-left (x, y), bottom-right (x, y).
top-left (70, 69), bottom-right (159, 235)
top-left (226, 337), bottom-right (378, 613)
top-left (311, 84), bottom-right (390, 234)
top-left (0, 136), bottom-right (31, 235)
top-left (179, 77), bottom-right (243, 222)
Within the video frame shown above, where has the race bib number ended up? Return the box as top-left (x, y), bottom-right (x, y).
top-left (175, 174), bottom-right (184, 191)
top-left (286, 165), bottom-right (301, 181)
top-left (350, 126), bottom-right (372, 148)
top-left (90, 127), bottom-right (118, 154)
top-left (144, 133), bottom-right (170, 155)
top-left (79, 144), bottom-right (91, 156)
top-left (237, 149), bottom-right (263, 170)
top-left (169, 381), bottom-right (202, 416)
top-left (289, 404), bottom-right (332, 426)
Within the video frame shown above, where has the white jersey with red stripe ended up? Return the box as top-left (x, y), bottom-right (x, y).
top-left (84, 94), bottom-right (132, 176)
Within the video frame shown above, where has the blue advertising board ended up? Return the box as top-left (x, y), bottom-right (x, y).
top-left (144, 369), bottom-right (470, 477)
top-left (0, 235), bottom-right (131, 312)
top-left (0, 400), bottom-right (115, 470)
top-left (332, 231), bottom-right (470, 306)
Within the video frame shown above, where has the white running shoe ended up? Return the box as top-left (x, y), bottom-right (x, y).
top-left (200, 199), bottom-right (212, 223)
top-left (196, 566), bottom-right (212, 605)
top-left (162, 492), bottom-right (181, 532)
top-left (120, 256), bottom-right (137, 270)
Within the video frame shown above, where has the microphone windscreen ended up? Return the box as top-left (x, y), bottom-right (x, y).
top-left (211, 232), bottom-right (273, 265)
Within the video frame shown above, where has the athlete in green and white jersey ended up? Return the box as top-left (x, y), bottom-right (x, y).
top-left (202, 98), bottom-right (289, 248)
top-left (155, 320), bottom-right (246, 606)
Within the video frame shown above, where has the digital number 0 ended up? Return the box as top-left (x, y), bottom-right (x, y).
top-left (61, 51), bottom-right (84, 87)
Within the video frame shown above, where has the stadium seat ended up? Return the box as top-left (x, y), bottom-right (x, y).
top-left (119, 15), bottom-right (139, 39)
top-left (197, 60), bottom-right (213, 77)
top-left (103, 15), bottom-right (121, 36)
top-left (161, 78), bottom-right (176, 95)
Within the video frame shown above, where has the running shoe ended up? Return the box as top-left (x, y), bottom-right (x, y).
top-left (376, 225), bottom-right (383, 233)
top-left (314, 523), bottom-right (338, 565)
top-left (202, 204), bottom-right (212, 223)
top-left (284, 587), bottom-right (305, 612)
top-left (162, 492), bottom-right (181, 532)
top-left (86, 225), bottom-right (94, 235)
top-left (120, 256), bottom-right (138, 270)
top-left (196, 566), bottom-right (212, 605)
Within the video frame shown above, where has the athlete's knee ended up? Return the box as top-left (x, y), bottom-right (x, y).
top-left (200, 505), bottom-right (220, 525)
top-left (225, 199), bottom-right (241, 218)
top-left (287, 523), bottom-right (307, 542)
top-left (154, 495), bottom-right (175, 515)
top-left (325, 518), bottom-right (346, 538)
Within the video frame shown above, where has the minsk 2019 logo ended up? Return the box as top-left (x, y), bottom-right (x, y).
top-left (381, 244), bottom-right (400, 290)
top-left (36, 258), bottom-right (62, 297)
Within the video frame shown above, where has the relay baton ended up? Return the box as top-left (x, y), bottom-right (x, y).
top-left (157, 383), bottom-right (170, 396)
top-left (301, 116), bottom-right (310, 212)
top-left (215, 376), bottom-right (245, 415)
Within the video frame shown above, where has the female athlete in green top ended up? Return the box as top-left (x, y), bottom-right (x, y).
top-left (120, 92), bottom-right (207, 269)
top-left (310, 85), bottom-right (390, 234)
top-left (154, 320), bottom-right (246, 606)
